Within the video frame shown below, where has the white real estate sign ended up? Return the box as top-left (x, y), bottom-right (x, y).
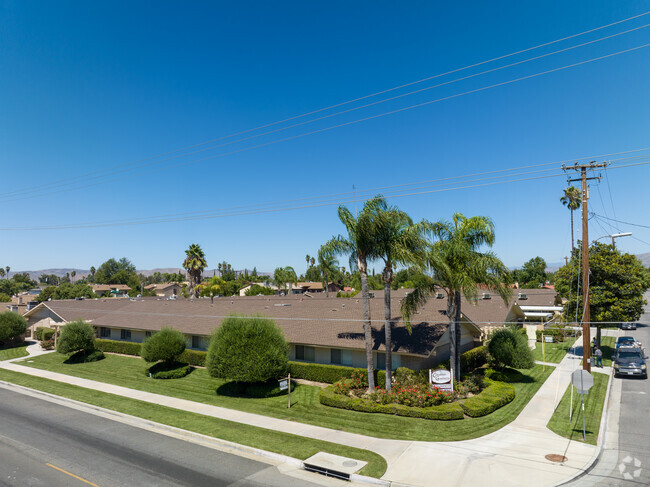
top-left (429, 369), bottom-right (453, 392)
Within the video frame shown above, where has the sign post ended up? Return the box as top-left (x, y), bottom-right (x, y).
top-left (279, 373), bottom-right (291, 408)
top-left (571, 369), bottom-right (594, 441)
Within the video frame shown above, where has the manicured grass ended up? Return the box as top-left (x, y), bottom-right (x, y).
top-left (599, 336), bottom-right (615, 367)
top-left (0, 368), bottom-right (386, 478)
top-left (0, 342), bottom-right (29, 361)
top-left (546, 371), bottom-right (609, 445)
top-left (532, 341), bottom-right (571, 364)
top-left (16, 352), bottom-right (554, 441)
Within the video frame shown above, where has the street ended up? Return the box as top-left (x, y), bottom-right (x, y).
top-left (567, 290), bottom-right (650, 486)
top-left (0, 386), bottom-right (339, 487)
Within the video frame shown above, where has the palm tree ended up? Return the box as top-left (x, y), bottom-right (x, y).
top-left (71, 270), bottom-right (76, 284)
top-left (5, 266), bottom-right (9, 278)
top-left (197, 276), bottom-right (224, 304)
top-left (322, 196), bottom-right (385, 392)
top-left (317, 247), bottom-right (339, 298)
top-left (371, 204), bottom-right (430, 391)
top-left (89, 266), bottom-right (96, 283)
top-left (561, 186), bottom-right (582, 251)
top-left (0, 268), bottom-right (4, 279)
top-left (273, 266), bottom-right (297, 295)
top-left (183, 244), bottom-right (207, 299)
top-left (310, 256), bottom-right (315, 268)
top-left (401, 214), bottom-right (511, 381)
top-left (305, 254), bottom-right (311, 268)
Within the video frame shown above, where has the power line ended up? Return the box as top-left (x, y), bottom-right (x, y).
top-left (591, 213), bottom-right (650, 229)
top-left (2, 14), bottom-right (649, 201)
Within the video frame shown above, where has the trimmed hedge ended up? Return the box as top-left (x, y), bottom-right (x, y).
top-left (147, 362), bottom-right (193, 379)
top-left (460, 345), bottom-right (488, 372)
top-left (289, 361), bottom-right (386, 388)
top-left (35, 327), bottom-right (55, 341)
top-left (95, 339), bottom-right (143, 356)
top-left (319, 386), bottom-right (464, 420)
top-left (179, 349), bottom-right (207, 366)
top-left (459, 379), bottom-right (515, 417)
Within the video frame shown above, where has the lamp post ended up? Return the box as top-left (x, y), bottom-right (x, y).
top-left (609, 232), bottom-right (632, 249)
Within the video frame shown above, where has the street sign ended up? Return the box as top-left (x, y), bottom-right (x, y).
top-left (544, 336), bottom-right (554, 343)
top-left (571, 369), bottom-right (593, 394)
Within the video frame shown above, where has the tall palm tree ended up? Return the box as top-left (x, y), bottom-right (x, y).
top-left (305, 254), bottom-right (311, 268)
top-left (371, 204), bottom-right (430, 391)
top-left (273, 266), bottom-right (297, 295)
top-left (71, 270), bottom-right (76, 284)
top-left (5, 266), bottom-right (9, 278)
top-left (317, 246), bottom-right (339, 298)
top-left (89, 266), bottom-right (96, 283)
top-left (401, 214), bottom-right (511, 381)
top-left (561, 186), bottom-right (582, 251)
top-left (310, 256), bottom-right (315, 268)
top-left (183, 244), bottom-right (207, 299)
top-left (0, 268), bottom-right (4, 279)
top-left (322, 196), bottom-right (385, 392)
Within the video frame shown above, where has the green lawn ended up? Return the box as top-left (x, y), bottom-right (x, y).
top-left (16, 352), bottom-right (554, 442)
top-left (546, 371), bottom-right (609, 445)
top-left (0, 342), bottom-right (29, 361)
top-left (599, 336), bottom-right (615, 367)
top-left (0, 368), bottom-right (386, 478)
top-left (532, 341), bottom-right (571, 364)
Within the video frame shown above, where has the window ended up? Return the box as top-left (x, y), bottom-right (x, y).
top-left (145, 331), bottom-right (152, 338)
top-left (100, 327), bottom-right (111, 338)
top-left (376, 352), bottom-right (386, 370)
top-left (192, 336), bottom-right (200, 349)
top-left (295, 345), bottom-right (315, 362)
top-left (120, 329), bottom-right (131, 340)
top-left (330, 349), bottom-right (342, 365)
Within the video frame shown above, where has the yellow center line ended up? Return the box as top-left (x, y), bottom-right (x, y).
top-left (46, 463), bottom-right (100, 487)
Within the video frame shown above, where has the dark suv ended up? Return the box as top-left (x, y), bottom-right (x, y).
top-left (613, 347), bottom-right (647, 379)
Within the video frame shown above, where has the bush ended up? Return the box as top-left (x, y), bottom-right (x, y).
top-left (40, 338), bottom-right (55, 350)
top-left (179, 349), bottom-right (207, 366)
top-left (95, 339), bottom-right (142, 356)
top-left (336, 290), bottom-right (360, 298)
top-left (488, 328), bottom-right (534, 369)
top-left (35, 327), bottom-right (55, 341)
top-left (288, 361), bottom-right (386, 387)
top-left (0, 311), bottom-right (28, 345)
top-left (57, 320), bottom-right (96, 355)
top-left (147, 361), bottom-right (193, 379)
top-left (459, 379), bottom-right (515, 417)
top-left (319, 386), bottom-right (464, 420)
top-left (141, 327), bottom-right (186, 364)
top-left (0, 293), bottom-right (11, 302)
top-left (65, 349), bottom-right (105, 364)
top-left (460, 346), bottom-right (489, 372)
top-left (206, 315), bottom-right (289, 383)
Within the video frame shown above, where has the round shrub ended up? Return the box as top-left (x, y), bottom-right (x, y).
top-left (141, 327), bottom-right (186, 364)
top-left (65, 349), bottom-right (105, 364)
top-left (147, 361), bottom-right (192, 379)
top-left (206, 314), bottom-right (289, 383)
top-left (488, 328), bottom-right (534, 369)
top-left (0, 311), bottom-right (28, 345)
top-left (57, 320), bottom-right (96, 355)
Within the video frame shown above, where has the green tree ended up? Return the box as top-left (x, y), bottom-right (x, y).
top-left (0, 311), bottom-right (27, 345)
top-left (318, 247), bottom-right (339, 298)
top-left (273, 266), bottom-right (297, 295)
top-left (244, 284), bottom-right (275, 296)
top-left (217, 261), bottom-right (236, 281)
top-left (488, 327), bottom-right (534, 369)
top-left (370, 202), bottom-right (430, 391)
top-left (303, 265), bottom-right (322, 282)
top-left (322, 196), bottom-right (386, 391)
top-left (206, 315), bottom-right (289, 383)
top-left (56, 320), bottom-right (96, 355)
top-left (0, 268), bottom-right (4, 279)
top-left (141, 327), bottom-right (186, 365)
top-left (515, 256), bottom-right (548, 288)
top-left (183, 244), bottom-right (207, 299)
top-left (197, 276), bottom-right (225, 303)
top-left (36, 283), bottom-right (96, 302)
top-left (560, 186), bottom-right (582, 251)
top-left (555, 241), bottom-right (649, 344)
top-left (401, 213), bottom-right (511, 381)
top-left (94, 258), bottom-right (139, 291)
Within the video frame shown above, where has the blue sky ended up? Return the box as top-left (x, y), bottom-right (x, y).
top-left (1, 1), bottom-right (649, 274)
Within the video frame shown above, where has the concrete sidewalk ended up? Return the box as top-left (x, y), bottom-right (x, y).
top-left (0, 335), bottom-right (613, 487)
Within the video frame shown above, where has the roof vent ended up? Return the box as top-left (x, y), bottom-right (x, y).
top-left (274, 303), bottom-right (291, 307)
top-left (369, 292), bottom-right (375, 298)
top-left (435, 293), bottom-right (444, 299)
top-left (482, 293), bottom-right (491, 300)
top-left (518, 293), bottom-right (528, 300)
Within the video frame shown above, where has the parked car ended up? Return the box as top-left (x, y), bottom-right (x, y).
top-left (620, 322), bottom-right (638, 330)
top-left (616, 336), bottom-right (639, 350)
top-left (613, 346), bottom-right (647, 379)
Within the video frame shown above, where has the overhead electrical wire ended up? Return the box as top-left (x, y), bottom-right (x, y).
top-left (2, 12), bottom-right (649, 201)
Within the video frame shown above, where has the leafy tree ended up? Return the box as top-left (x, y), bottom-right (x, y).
top-left (515, 256), bottom-right (548, 288)
top-left (0, 268), bottom-right (4, 279)
top-left (0, 311), bottom-right (28, 345)
top-left (217, 261), bottom-right (236, 281)
top-left (273, 266), bottom-right (297, 295)
top-left (322, 196), bottom-right (386, 391)
top-left (560, 186), bottom-right (582, 251)
top-left (197, 276), bottom-right (225, 303)
top-left (206, 315), bottom-right (289, 383)
top-left (0, 293), bottom-right (10, 302)
top-left (370, 201), bottom-right (430, 391)
top-left (141, 327), bottom-right (186, 365)
top-left (303, 265), bottom-right (322, 282)
top-left (488, 327), bottom-right (534, 369)
top-left (94, 258), bottom-right (139, 291)
top-left (39, 274), bottom-right (60, 286)
top-left (89, 266), bottom-right (96, 282)
top-left (183, 244), bottom-right (207, 299)
top-left (555, 241), bottom-right (649, 344)
top-left (244, 284), bottom-right (275, 296)
top-left (36, 283), bottom-right (96, 302)
top-left (402, 213), bottom-right (511, 381)
top-left (56, 320), bottom-right (96, 355)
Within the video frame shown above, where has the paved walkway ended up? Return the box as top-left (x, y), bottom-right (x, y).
top-left (0, 334), bottom-right (615, 487)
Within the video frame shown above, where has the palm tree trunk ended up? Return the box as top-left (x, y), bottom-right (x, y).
top-left (383, 267), bottom-right (392, 392)
top-left (324, 272), bottom-right (330, 298)
top-left (359, 256), bottom-right (375, 391)
top-left (570, 209), bottom-right (575, 251)
top-left (448, 291), bottom-right (462, 382)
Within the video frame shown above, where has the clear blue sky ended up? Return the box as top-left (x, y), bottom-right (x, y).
top-left (1, 1), bottom-right (649, 274)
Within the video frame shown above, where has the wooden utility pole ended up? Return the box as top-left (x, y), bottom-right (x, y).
top-left (563, 161), bottom-right (607, 371)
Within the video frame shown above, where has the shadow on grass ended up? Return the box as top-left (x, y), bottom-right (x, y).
top-left (217, 379), bottom-right (295, 399)
top-left (486, 367), bottom-right (535, 383)
top-left (0, 341), bottom-right (29, 351)
top-left (64, 350), bottom-right (105, 364)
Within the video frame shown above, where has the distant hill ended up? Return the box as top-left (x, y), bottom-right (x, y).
top-left (8, 267), bottom-right (272, 280)
top-left (638, 253), bottom-right (650, 267)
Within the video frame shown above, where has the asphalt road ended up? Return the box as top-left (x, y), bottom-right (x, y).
top-left (0, 387), bottom-right (335, 487)
top-left (568, 290), bottom-right (650, 487)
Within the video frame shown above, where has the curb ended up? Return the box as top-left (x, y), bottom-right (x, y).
top-left (0, 380), bottom-right (385, 486)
